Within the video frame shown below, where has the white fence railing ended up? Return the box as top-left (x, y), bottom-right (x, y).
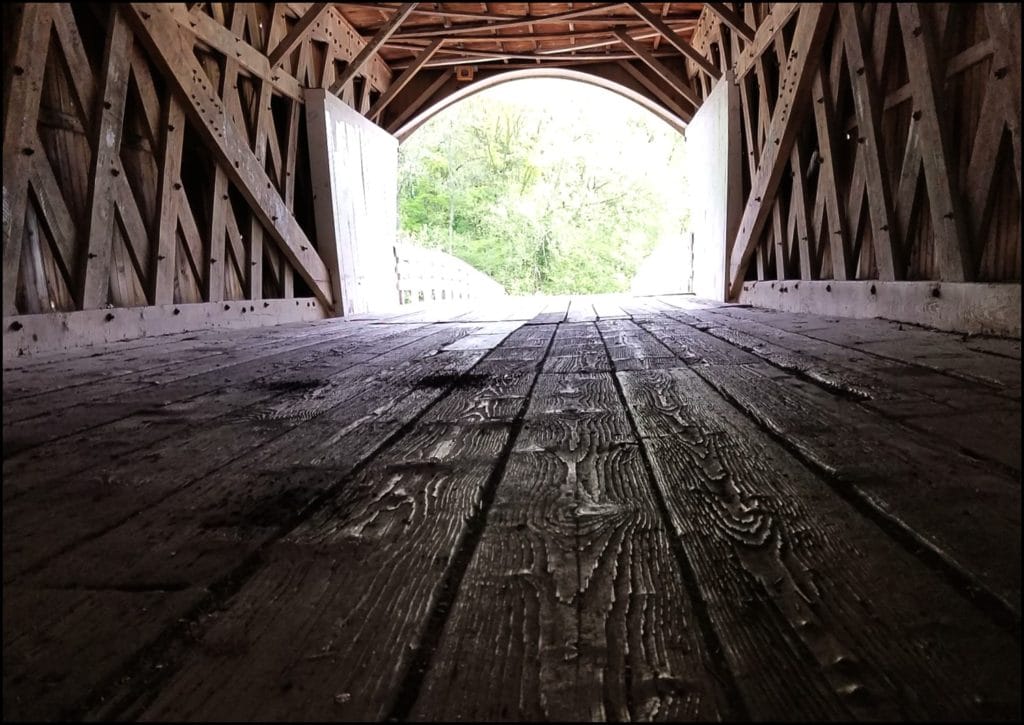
top-left (630, 233), bottom-right (695, 296)
top-left (394, 243), bottom-right (506, 305)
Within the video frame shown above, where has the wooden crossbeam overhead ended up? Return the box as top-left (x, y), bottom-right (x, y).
top-left (705, 2), bottom-right (756, 43)
top-left (535, 24), bottom-right (699, 55)
top-left (329, 2), bottom-right (418, 96)
top-left (267, 2), bottom-right (332, 67)
top-left (367, 38), bottom-right (444, 121)
top-left (381, 23), bottom-right (697, 46)
top-left (614, 29), bottom-right (700, 107)
top-left (124, 3), bottom-right (334, 309)
top-left (391, 3), bottom-right (631, 39)
top-left (628, 2), bottom-right (720, 80)
top-left (336, 3), bottom-right (521, 22)
top-left (387, 43), bottom-right (687, 68)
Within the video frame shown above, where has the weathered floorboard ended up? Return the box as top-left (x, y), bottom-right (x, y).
top-left (618, 367), bottom-right (1019, 720)
top-left (631, 317), bottom-right (1021, 613)
top-left (100, 337), bottom-right (538, 720)
top-left (413, 370), bottom-right (732, 721)
top-left (3, 296), bottom-right (1019, 722)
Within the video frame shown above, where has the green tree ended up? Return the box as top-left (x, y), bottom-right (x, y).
top-left (398, 81), bottom-right (689, 294)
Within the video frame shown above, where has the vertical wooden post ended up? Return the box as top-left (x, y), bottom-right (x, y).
top-left (247, 80), bottom-right (273, 300)
top-left (810, 70), bottom-right (851, 280)
top-left (78, 8), bottom-right (134, 310)
top-left (839, 3), bottom-right (899, 280)
top-left (3, 5), bottom-right (52, 315)
top-left (898, 3), bottom-right (972, 281)
top-left (151, 95), bottom-right (185, 304)
top-left (203, 6), bottom-right (247, 303)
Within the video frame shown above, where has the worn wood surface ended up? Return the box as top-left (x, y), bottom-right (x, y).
top-left (2, 295), bottom-right (1019, 722)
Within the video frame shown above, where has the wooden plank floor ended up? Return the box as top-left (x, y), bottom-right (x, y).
top-left (3, 294), bottom-right (1020, 721)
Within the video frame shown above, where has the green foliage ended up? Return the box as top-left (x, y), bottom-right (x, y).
top-left (398, 81), bottom-right (689, 295)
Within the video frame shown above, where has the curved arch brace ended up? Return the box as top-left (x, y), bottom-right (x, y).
top-left (392, 67), bottom-right (688, 142)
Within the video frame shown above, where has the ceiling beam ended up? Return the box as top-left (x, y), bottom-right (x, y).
top-left (613, 29), bottom-right (700, 107)
top-left (388, 46), bottom-right (686, 70)
top-left (329, 2), bottom-right (418, 96)
top-left (706, 2), bottom-right (756, 43)
top-left (629, 2), bottom-right (720, 79)
top-left (367, 38), bottom-right (444, 121)
top-left (382, 22), bottom-right (695, 45)
top-left (335, 3), bottom-right (519, 22)
top-left (267, 2), bottom-right (331, 67)
top-left (391, 3), bottom-right (631, 39)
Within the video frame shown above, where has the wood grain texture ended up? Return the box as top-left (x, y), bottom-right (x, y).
top-left (120, 363), bottom-right (526, 720)
top-left (3, 296), bottom-right (1019, 721)
top-left (620, 367), bottom-right (1019, 720)
top-left (686, 358), bottom-right (1019, 612)
top-left (414, 445), bottom-right (726, 721)
top-left (2, 330), bottom-right (432, 578)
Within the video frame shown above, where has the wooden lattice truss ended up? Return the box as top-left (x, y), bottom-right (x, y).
top-left (703, 3), bottom-right (1021, 297)
top-left (3, 3), bottom-right (1020, 317)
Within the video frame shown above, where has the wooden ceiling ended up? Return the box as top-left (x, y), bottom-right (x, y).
top-left (335, 3), bottom-right (709, 71)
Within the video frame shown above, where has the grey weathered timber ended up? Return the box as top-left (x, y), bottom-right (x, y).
top-left (618, 367), bottom-right (1018, 720)
top-left (3, 296), bottom-right (1019, 722)
top-left (413, 372), bottom-right (731, 720)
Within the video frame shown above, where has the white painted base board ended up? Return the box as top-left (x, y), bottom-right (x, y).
top-left (739, 280), bottom-right (1021, 337)
top-left (3, 298), bottom-right (326, 358)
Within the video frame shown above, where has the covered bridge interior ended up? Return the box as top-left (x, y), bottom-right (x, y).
top-left (2, 3), bottom-right (1021, 721)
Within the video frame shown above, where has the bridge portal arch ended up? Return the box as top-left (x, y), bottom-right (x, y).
top-left (386, 66), bottom-right (691, 142)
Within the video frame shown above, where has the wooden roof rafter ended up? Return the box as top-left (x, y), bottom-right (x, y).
top-left (328, 2), bottom-right (418, 95)
top-left (331, 3), bottom-right (716, 125)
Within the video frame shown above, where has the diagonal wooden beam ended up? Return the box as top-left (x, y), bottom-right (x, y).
top-left (839, 3), bottom-right (899, 281)
top-left (125, 3), bottom-right (334, 310)
top-left (79, 7), bottom-right (135, 310)
top-left (735, 3), bottom-right (799, 78)
top-left (28, 146), bottom-right (77, 286)
top-left (613, 29), bottom-right (700, 107)
top-left (617, 60), bottom-right (694, 122)
top-left (267, 2), bottom-right (331, 67)
top-left (366, 38), bottom-right (444, 122)
top-left (330, 3), bottom-right (418, 96)
top-left (151, 95), bottom-right (186, 305)
top-left (706, 2), bottom-right (756, 43)
top-left (168, 4), bottom-right (303, 100)
top-left (387, 69), bottom-right (455, 134)
top-left (728, 4), bottom-right (835, 299)
top-left (811, 69), bottom-right (852, 281)
top-left (897, 3), bottom-right (972, 281)
top-left (3, 4), bottom-right (52, 315)
top-left (628, 2), bottom-right (720, 79)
